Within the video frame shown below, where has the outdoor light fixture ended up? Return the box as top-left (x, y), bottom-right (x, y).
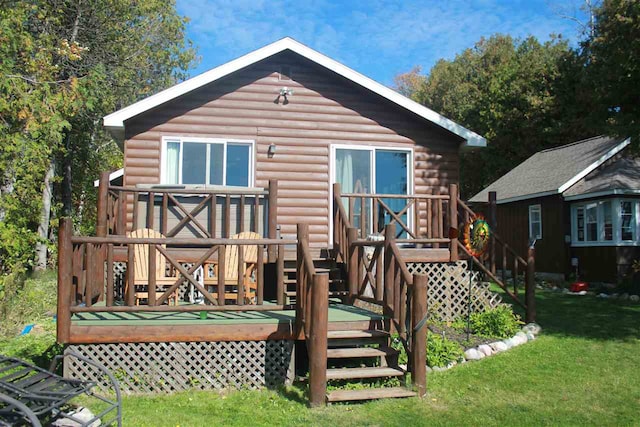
top-left (268, 143), bottom-right (277, 158)
top-left (279, 87), bottom-right (293, 96)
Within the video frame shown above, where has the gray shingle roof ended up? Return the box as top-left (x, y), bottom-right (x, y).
top-left (469, 136), bottom-right (629, 203)
top-left (564, 155), bottom-right (640, 198)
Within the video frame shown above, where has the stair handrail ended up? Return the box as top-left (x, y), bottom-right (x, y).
top-left (332, 183), bottom-right (353, 263)
top-left (457, 197), bottom-right (536, 322)
top-left (296, 223), bottom-right (317, 339)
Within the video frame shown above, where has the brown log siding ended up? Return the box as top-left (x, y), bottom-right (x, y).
top-left (124, 51), bottom-right (463, 246)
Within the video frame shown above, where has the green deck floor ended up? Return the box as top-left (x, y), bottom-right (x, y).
top-left (71, 302), bottom-right (383, 326)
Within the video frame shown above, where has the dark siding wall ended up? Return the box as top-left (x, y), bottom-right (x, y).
top-left (124, 51), bottom-right (463, 246)
top-left (495, 195), bottom-right (568, 276)
top-left (572, 246), bottom-right (618, 282)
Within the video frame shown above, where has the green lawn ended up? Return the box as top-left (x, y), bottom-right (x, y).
top-left (119, 291), bottom-right (640, 426)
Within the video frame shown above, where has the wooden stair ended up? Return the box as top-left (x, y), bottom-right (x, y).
top-left (322, 329), bottom-right (417, 403)
top-left (283, 259), bottom-right (347, 305)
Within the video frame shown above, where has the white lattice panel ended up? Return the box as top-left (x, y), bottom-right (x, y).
top-left (66, 340), bottom-right (294, 394)
top-left (408, 261), bottom-right (502, 321)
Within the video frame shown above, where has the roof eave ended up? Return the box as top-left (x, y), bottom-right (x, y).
top-left (102, 37), bottom-right (486, 147)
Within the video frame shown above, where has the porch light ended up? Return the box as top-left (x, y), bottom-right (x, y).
top-left (268, 144), bottom-right (277, 158)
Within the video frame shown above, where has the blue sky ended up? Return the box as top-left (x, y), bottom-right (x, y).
top-left (176, 0), bottom-right (591, 86)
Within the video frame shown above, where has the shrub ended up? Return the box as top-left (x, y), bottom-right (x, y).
top-left (0, 320), bottom-right (62, 368)
top-left (427, 332), bottom-right (464, 368)
top-left (468, 305), bottom-right (522, 339)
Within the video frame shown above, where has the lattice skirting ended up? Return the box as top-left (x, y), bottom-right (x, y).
top-left (408, 261), bottom-right (502, 322)
top-left (65, 341), bottom-right (294, 394)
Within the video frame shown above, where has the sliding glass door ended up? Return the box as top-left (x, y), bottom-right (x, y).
top-left (333, 146), bottom-right (411, 237)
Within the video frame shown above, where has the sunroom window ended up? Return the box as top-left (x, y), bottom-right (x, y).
top-left (163, 138), bottom-right (253, 186)
top-left (572, 199), bottom-right (638, 245)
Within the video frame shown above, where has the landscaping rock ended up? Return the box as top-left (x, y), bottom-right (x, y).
top-left (432, 366), bottom-right (446, 372)
top-left (464, 348), bottom-right (483, 360)
top-left (52, 407), bottom-right (101, 427)
top-left (503, 338), bottom-right (516, 349)
top-left (478, 344), bottom-right (493, 357)
top-left (630, 295), bottom-right (640, 303)
top-left (522, 323), bottom-right (542, 335)
top-left (597, 293), bottom-right (608, 298)
top-left (426, 365), bottom-right (432, 373)
top-left (489, 341), bottom-right (508, 352)
top-left (620, 293), bottom-right (629, 301)
top-left (526, 332), bottom-right (536, 341)
top-left (610, 293), bottom-right (619, 299)
top-left (513, 332), bottom-right (528, 346)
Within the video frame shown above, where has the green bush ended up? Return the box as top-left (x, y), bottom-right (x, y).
top-left (427, 332), bottom-right (464, 368)
top-left (468, 305), bottom-right (522, 339)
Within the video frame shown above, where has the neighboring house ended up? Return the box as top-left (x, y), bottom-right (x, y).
top-left (470, 135), bottom-right (639, 283)
top-left (102, 37), bottom-right (485, 247)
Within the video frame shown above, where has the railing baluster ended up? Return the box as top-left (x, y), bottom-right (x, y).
top-left (218, 244), bottom-right (226, 306)
top-left (375, 246), bottom-right (383, 301)
top-left (257, 244), bottom-right (264, 305)
top-left (161, 193), bottom-right (168, 236)
top-left (132, 191), bottom-right (139, 231)
top-left (210, 193), bottom-right (217, 238)
top-left (127, 242), bottom-right (135, 306)
top-left (146, 191), bottom-right (155, 230)
top-left (239, 195), bottom-right (245, 233)
top-left (148, 243), bottom-right (156, 305)
top-left (277, 243), bottom-right (285, 306)
top-left (106, 244), bottom-right (114, 307)
top-left (237, 245), bottom-right (245, 305)
top-left (224, 194), bottom-right (231, 238)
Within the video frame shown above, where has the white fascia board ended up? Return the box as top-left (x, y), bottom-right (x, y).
top-left (103, 37), bottom-right (486, 148)
top-left (564, 189), bottom-right (640, 201)
top-left (494, 190), bottom-right (559, 205)
top-left (558, 138), bottom-right (631, 193)
top-left (92, 168), bottom-right (124, 187)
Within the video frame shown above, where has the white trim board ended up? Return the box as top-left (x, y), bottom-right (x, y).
top-left (103, 37), bottom-right (486, 148)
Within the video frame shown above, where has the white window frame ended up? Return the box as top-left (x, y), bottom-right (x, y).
top-left (160, 136), bottom-right (255, 187)
top-left (571, 198), bottom-right (640, 246)
top-left (328, 144), bottom-right (414, 242)
top-left (528, 204), bottom-right (542, 241)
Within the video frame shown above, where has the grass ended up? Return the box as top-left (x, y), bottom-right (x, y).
top-left (118, 290), bottom-right (640, 426)
top-left (1, 272), bottom-right (638, 425)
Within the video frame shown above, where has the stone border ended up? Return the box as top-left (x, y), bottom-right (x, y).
top-left (426, 323), bottom-right (542, 372)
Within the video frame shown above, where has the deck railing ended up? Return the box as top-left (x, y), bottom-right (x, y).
top-left (97, 172), bottom-right (279, 262)
top-left (57, 217), bottom-right (294, 343)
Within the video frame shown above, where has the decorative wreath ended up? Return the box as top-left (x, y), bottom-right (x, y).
top-left (463, 215), bottom-right (491, 257)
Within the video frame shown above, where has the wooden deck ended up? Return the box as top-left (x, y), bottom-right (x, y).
top-left (67, 302), bottom-right (383, 344)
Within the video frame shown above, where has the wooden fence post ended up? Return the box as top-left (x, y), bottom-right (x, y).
top-left (308, 273), bottom-right (329, 407)
top-left (525, 246), bottom-right (536, 323)
top-left (347, 227), bottom-right (358, 301)
top-left (449, 184), bottom-right (458, 262)
top-left (268, 179), bottom-right (278, 263)
top-left (57, 218), bottom-right (73, 344)
top-left (489, 191), bottom-right (497, 274)
top-left (411, 273), bottom-right (428, 398)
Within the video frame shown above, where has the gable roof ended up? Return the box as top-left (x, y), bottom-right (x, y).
top-left (469, 136), bottom-right (631, 204)
top-left (563, 154), bottom-right (640, 200)
top-left (103, 37), bottom-right (486, 148)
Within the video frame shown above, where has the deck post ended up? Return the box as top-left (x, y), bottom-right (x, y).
top-left (308, 273), bottom-right (329, 407)
top-left (383, 224), bottom-right (395, 332)
top-left (489, 191), bottom-right (497, 274)
top-left (525, 245), bottom-right (536, 323)
top-left (449, 184), bottom-right (459, 262)
top-left (347, 227), bottom-right (358, 301)
top-left (267, 179), bottom-right (278, 263)
top-left (97, 172), bottom-right (109, 237)
top-left (57, 218), bottom-right (73, 344)
top-left (332, 182), bottom-right (341, 249)
top-left (411, 273), bottom-right (427, 398)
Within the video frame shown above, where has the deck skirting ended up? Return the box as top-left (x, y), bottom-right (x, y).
top-left (65, 340), bottom-right (295, 394)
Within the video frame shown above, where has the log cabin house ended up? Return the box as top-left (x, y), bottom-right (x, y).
top-left (470, 136), bottom-right (637, 283)
top-left (57, 38), bottom-right (534, 404)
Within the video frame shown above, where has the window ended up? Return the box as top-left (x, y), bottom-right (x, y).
top-left (571, 198), bottom-right (639, 245)
top-left (621, 201), bottom-right (635, 241)
top-left (162, 138), bottom-right (253, 186)
top-left (332, 146), bottom-right (411, 236)
top-left (528, 205), bottom-right (542, 240)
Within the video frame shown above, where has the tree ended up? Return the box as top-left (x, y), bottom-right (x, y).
top-left (581, 0), bottom-right (640, 141)
top-left (404, 35), bottom-right (596, 198)
top-left (0, 0), bottom-right (197, 272)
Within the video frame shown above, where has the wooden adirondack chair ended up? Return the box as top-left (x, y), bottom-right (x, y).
top-left (204, 231), bottom-right (261, 304)
top-left (127, 228), bottom-right (180, 306)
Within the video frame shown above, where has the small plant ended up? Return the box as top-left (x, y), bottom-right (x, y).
top-left (468, 305), bottom-right (522, 339)
top-left (427, 332), bottom-right (464, 368)
top-left (390, 333), bottom-right (408, 365)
